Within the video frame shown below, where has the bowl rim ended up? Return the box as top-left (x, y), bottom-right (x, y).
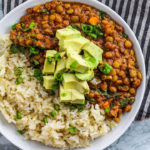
top-left (0, 0), bottom-right (146, 150)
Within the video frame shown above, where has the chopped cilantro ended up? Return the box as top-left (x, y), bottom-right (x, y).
top-left (69, 126), bottom-right (77, 133)
top-left (15, 77), bottom-right (24, 85)
top-left (50, 110), bottom-right (57, 117)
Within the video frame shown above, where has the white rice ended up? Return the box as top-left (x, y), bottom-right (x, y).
top-left (0, 34), bottom-right (117, 149)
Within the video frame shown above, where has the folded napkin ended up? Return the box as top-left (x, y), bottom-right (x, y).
top-left (1, 0), bottom-right (150, 120)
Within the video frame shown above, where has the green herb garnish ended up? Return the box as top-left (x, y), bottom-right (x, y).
top-left (54, 53), bottom-right (61, 61)
top-left (72, 24), bottom-right (79, 30)
top-left (11, 23), bottom-right (18, 30)
top-left (49, 90), bottom-right (55, 96)
top-left (15, 77), bottom-right (24, 85)
top-left (17, 130), bottom-right (24, 135)
top-left (61, 93), bottom-right (67, 97)
top-left (69, 126), bottom-right (77, 133)
top-left (33, 59), bottom-right (39, 65)
top-left (42, 9), bottom-right (47, 13)
top-left (98, 11), bottom-right (107, 19)
top-left (43, 116), bottom-right (48, 124)
top-left (14, 67), bottom-right (24, 76)
top-left (70, 60), bottom-right (78, 71)
top-left (23, 22), bottom-right (36, 32)
top-left (20, 23), bottom-right (25, 28)
top-left (99, 62), bottom-right (112, 74)
top-left (50, 110), bottom-right (57, 117)
top-left (16, 112), bottom-right (22, 119)
top-left (80, 24), bottom-right (103, 39)
top-left (55, 72), bottom-right (63, 82)
top-left (33, 69), bottom-right (43, 81)
top-left (51, 82), bottom-right (59, 90)
top-left (120, 98), bottom-right (129, 108)
top-left (54, 104), bottom-right (61, 111)
top-left (122, 33), bottom-right (128, 38)
top-left (47, 56), bottom-right (53, 64)
top-left (105, 108), bottom-right (110, 114)
top-left (29, 47), bottom-right (39, 55)
top-left (78, 107), bottom-right (84, 112)
top-left (10, 44), bottom-right (26, 54)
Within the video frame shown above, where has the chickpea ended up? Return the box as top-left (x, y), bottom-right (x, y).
top-left (123, 78), bottom-right (130, 85)
top-left (36, 34), bottom-right (43, 40)
top-left (25, 39), bottom-right (32, 45)
top-left (56, 5), bottom-right (63, 13)
top-left (112, 75), bottom-right (118, 82)
top-left (115, 51), bottom-right (120, 58)
top-left (113, 60), bottom-right (121, 68)
top-left (71, 16), bottom-right (79, 22)
top-left (106, 75), bottom-right (112, 80)
top-left (51, 9), bottom-right (55, 14)
top-left (110, 69), bottom-right (116, 76)
top-left (55, 14), bottom-right (62, 23)
top-left (124, 93), bottom-right (130, 98)
top-left (49, 14), bottom-right (55, 21)
top-left (101, 75), bottom-right (107, 80)
top-left (124, 49), bottom-right (129, 55)
top-left (130, 49), bottom-right (134, 56)
top-left (109, 86), bottom-right (117, 93)
top-left (137, 71), bottom-right (142, 80)
top-left (118, 86), bottom-right (129, 92)
top-left (103, 101), bottom-right (110, 109)
top-left (129, 69), bottom-right (137, 78)
top-left (88, 91), bottom-right (95, 98)
top-left (114, 117), bottom-right (120, 123)
top-left (106, 36), bottom-right (113, 42)
top-left (118, 70), bottom-right (126, 78)
top-left (133, 79), bottom-right (141, 88)
top-left (125, 105), bottom-right (132, 112)
top-left (63, 20), bottom-right (70, 26)
top-left (125, 40), bottom-right (132, 48)
top-left (64, 3), bottom-right (70, 9)
top-left (100, 82), bottom-right (107, 91)
top-left (102, 20), bottom-right (108, 25)
top-left (80, 16), bottom-right (88, 23)
top-left (67, 8), bottom-right (74, 14)
top-left (105, 52), bottom-right (113, 58)
top-left (116, 80), bottom-right (122, 85)
top-left (128, 60), bottom-right (135, 69)
top-left (129, 88), bottom-right (136, 95)
top-left (94, 91), bottom-right (99, 98)
top-left (39, 57), bottom-right (44, 64)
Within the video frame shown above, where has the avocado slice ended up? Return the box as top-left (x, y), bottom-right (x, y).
top-left (43, 76), bottom-right (55, 90)
top-left (75, 70), bottom-right (94, 81)
top-left (55, 57), bottom-right (66, 76)
top-left (60, 85), bottom-right (72, 102)
top-left (56, 26), bottom-right (81, 41)
top-left (63, 37), bottom-right (89, 54)
top-left (66, 52), bottom-right (89, 73)
top-left (60, 85), bottom-right (85, 104)
top-left (63, 73), bottom-right (89, 94)
top-left (71, 89), bottom-right (85, 104)
top-left (82, 51), bottom-right (97, 69)
top-left (43, 50), bottom-right (57, 74)
top-left (46, 50), bottom-right (57, 57)
top-left (83, 42), bottom-right (103, 67)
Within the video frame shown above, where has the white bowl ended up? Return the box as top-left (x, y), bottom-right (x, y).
top-left (0, 0), bottom-right (146, 150)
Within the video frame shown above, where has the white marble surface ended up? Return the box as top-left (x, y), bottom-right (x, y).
top-left (0, 2), bottom-right (150, 150)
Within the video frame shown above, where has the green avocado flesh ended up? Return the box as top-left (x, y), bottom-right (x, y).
top-left (42, 26), bottom-right (103, 104)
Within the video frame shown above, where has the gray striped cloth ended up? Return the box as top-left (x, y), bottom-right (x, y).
top-left (1, 0), bottom-right (150, 120)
